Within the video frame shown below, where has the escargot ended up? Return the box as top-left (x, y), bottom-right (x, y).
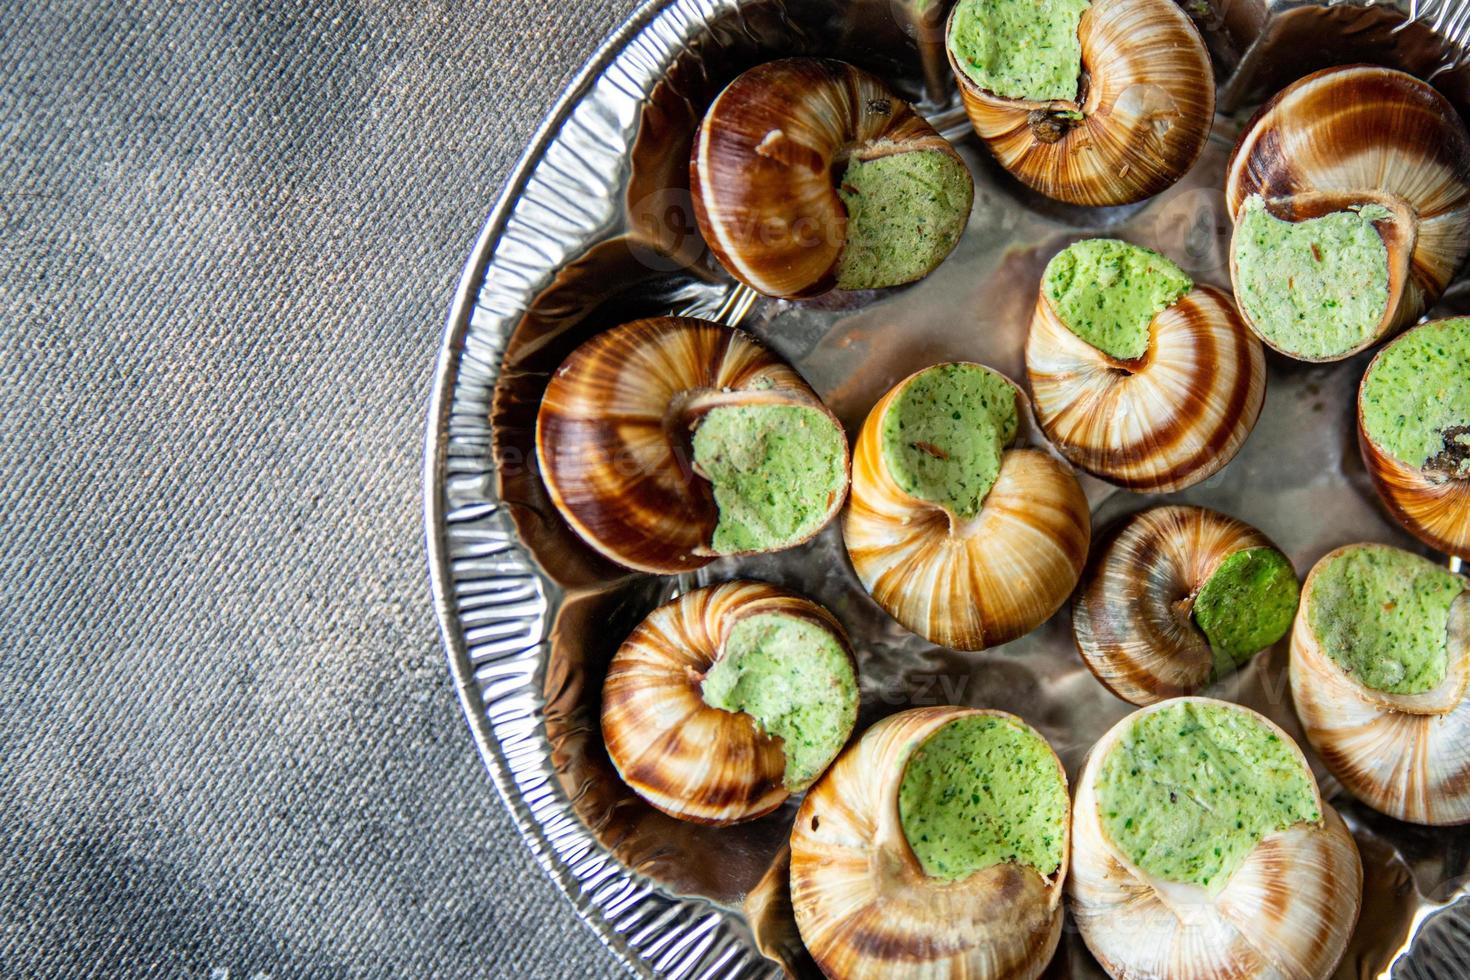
top-left (1290, 544), bottom-right (1470, 825)
top-left (691, 58), bottom-right (974, 298)
top-left (1358, 317), bottom-right (1470, 560)
top-left (1026, 239), bottom-right (1266, 491)
top-left (1226, 65), bottom-right (1470, 362)
top-left (536, 316), bottom-right (849, 574)
top-left (843, 362), bottom-right (1090, 651)
top-left (1073, 506), bottom-right (1298, 705)
top-left (1071, 698), bottom-right (1362, 979)
top-left (944, 0), bottom-right (1213, 206)
top-left (601, 581), bottom-right (859, 825)
top-left (790, 707), bottom-right (1070, 979)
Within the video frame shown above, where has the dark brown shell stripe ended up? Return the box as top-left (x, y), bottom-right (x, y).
top-left (1073, 506), bottom-right (1275, 704)
top-left (1226, 65), bottom-right (1470, 308)
top-left (537, 316), bottom-right (841, 573)
top-left (948, 0), bottom-right (1213, 206)
top-left (1029, 286), bottom-right (1265, 492)
top-left (1359, 428), bottom-right (1470, 561)
top-left (692, 58), bottom-right (962, 298)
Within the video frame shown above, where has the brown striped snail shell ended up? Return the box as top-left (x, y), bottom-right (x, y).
top-left (1289, 545), bottom-right (1470, 826)
top-left (601, 581), bottom-right (858, 826)
top-left (536, 316), bottom-right (849, 574)
top-left (1357, 317), bottom-right (1470, 560)
top-left (1026, 278), bottom-right (1266, 492)
top-left (842, 363), bottom-right (1090, 651)
top-left (1225, 66), bottom-right (1470, 359)
top-left (945, 0), bottom-right (1214, 206)
top-left (691, 58), bottom-right (973, 299)
top-left (790, 707), bottom-right (1069, 980)
top-left (1070, 698), bottom-right (1362, 980)
top-left (1073, 506), bottom-right (1295, 705)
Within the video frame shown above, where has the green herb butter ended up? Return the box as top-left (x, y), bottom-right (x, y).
top-left (1042, 238), bottom-right (1193, 360)
top-left (879, 363), bottom-right (1018, 519)
top-left (701, 612), bottom-right (858, 790)
top-left (898, 714), bottom-right (1068, 881)
top-left (1233, 195), bottom-right (1392, 360)
top-left (947, 0), bottom-right (1089, 102)
top-left (1193, 547), bottom-right (1299, 671)
top-left (836, 150), bottom-right (972, 291)
top-left (1360, 317), bottom-right (1470, 475)
top-left (692, 404), bottom-right (846, 555)
top-left (1307, 545), bottom-right (1466, 695)
top-left (1096, 701), bottom-right (1319, 889)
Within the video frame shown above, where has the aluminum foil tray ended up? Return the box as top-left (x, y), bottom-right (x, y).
top-left (423, 1), bottom-right (1470, 975)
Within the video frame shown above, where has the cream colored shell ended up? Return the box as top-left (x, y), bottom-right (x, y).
top-left (1289, 545), bottom-right (1470, 825)
top-left (842, 365), bottom-right (1090, 651)
top-left (1027, 283), bottom-right (1265, 492)
top-left (790, 706), bottom-right (1068, 980)
top-left (946, 0), bottom-right (1213, 206)
top-left (1070, 698), bottom-right (1362, 980)
top-left (601, 581), bottom-right (857, 826)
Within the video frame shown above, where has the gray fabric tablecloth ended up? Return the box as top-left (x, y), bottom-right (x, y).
top-left (1, 1), bottom-right (641, 975)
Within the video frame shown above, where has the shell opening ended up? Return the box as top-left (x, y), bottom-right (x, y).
top-left (878, 363), bottom-right (1018, 522)
top-left (701, 611), bottom-right (858, 791)
top-left (1094, 700), bottom-right (1320, 892)
top-left (690, 403), bottom-right (847, 555)
top-left (834, 149), bottom-right (972, 291)
top-left (1304, 544), bottom-right (1466, 698)
top-left (1192, 546), bottom-right (1299, 672)
top-left (897, 714), bottom-right (1068, 882)
top-left (1232, 194), bottom-right (1399, 360)
top-left (1040, 238), bottom-right (1191, 363)
top-left (1361, 316), bottom-right (1470, 478)
top-left (945, 0), bottom-right (1088, 103)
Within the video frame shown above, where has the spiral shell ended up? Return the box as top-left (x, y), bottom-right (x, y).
top-left (1357, 317), bottom-right (1470, 560)
top-left (1073, 506), bottom-right (1293, 705)
top-left (691, 58), bottom-right (972, 298)
top-left (536, 316), bottom-right (849, 574)
top-left (945, 0), bottom-right (1213, 206)
top-left (1026, 281), bottom-right (1265, 492)
top-left (790, 707), bottom-right (1068, 980)
top-left (601, 581), bottom-right (858, 825)
top-left (843, 364), bottom-right (1090, 651)
top-left (1070, 698), bottom-right (1362, 980)
top-left (1225, 65), bottom-right (1470, 355)
top-left (1290, 545), bottom-right (1470, 825)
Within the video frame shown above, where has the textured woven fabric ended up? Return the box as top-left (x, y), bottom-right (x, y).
top-left (1, 1), bottom-right (640, 975)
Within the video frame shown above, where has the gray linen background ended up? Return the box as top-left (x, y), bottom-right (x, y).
top-left (1, 1), bottom-right (643, 975)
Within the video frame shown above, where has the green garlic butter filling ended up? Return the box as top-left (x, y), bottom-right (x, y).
top-left (701, 612), bottom-right (858, 790)
top-left (1233, 195), bottom-right (1392, 359)
top-left (946, 0), bottom-right (1090, 102)
top-left (879, 363), bottom-right (1018, 519)
top-left (1042, 238), bottom-right (1193, 360)
top-left (1193, 547), bottom-right (1300, 670)
top-left (691, 404), bottom-right (846, 555)
top-left (898, 714), bottom-right (1068, 881)
top-left (1096, 701), bottom-right (1319, 889)
top-left (836, 150), bottom-right (972, 291)
top-left (1307, 545), bottom-right (1466, 695)
top-left (1360, 317), bottom-right (1470, 476)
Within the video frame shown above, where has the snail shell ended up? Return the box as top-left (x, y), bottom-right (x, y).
top-left (536, 316), bottom-right (849, 574)
top-left (1073, 506), bottom-right (1296, 705)
top-left (1026, 274), bottom-right (1265, 493)
top-left (945, 0), bottom-right (1214, 206)
top-left (1225, 65), bottom-right (1470, 358)
top-left (1289, 544), bottom-right (1470, 825)
top-left (601, 581), bottom-right (859, 826)
top-left (1070, 698), bottom-right (1362, 980)
top-left (790, 706), bottom-right (1069, 980)
top-left (843, 363), bottom-right (1090, 651)
top-left (691, 58), bottom-right (973, 299)
top-left (1357, 317), bottom-right (1470, 560)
